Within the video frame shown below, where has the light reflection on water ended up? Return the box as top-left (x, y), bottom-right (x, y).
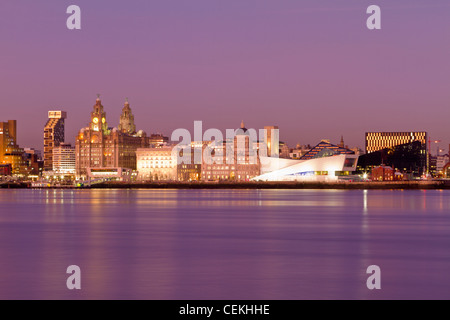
top-left (0, 189), bottom-right (450, 299)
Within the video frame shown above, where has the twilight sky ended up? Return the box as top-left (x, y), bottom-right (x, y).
top-left (0, 0), bottom-right (449, 152)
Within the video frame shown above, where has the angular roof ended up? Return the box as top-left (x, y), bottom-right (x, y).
top-left (300, 140), bottom-right (355, 160)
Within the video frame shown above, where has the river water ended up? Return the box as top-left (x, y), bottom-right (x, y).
top-left (0, 189), bottom-right (449, 300)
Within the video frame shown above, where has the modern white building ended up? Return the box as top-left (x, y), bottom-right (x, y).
top-left (252, 140), bottom-right (359, 182)
top-left (253, 154), bottom-right (359, 182)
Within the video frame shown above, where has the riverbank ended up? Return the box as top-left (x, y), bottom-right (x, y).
top-left (3, 180), bottom-right (450, 190)
top-left (87, 180), bottom-right (450, 189)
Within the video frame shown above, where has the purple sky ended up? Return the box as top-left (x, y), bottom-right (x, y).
top-left (1, 0), bottom-right (449, 152)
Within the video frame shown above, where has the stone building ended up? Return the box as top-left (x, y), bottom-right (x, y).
top-left (75, 97), bottom-right (149, 178)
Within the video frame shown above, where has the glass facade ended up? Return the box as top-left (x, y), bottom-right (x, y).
top-left (357, 141), bottom-right (427, 177)
top-left (365, 132), bottom-right (427, 154)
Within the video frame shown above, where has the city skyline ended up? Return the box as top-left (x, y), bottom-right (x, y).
top-left (1, 1), bottom-right (450, 151)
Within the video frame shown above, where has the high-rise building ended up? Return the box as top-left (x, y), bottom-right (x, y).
top-left (0, 120), bottom-right (25, 174)
top-left (53, 143), bottom-right (76, 174)
top-left (365, 132), bottom-right (427, 154)
top-left (44, 111), bottom-right (67, 171)
top-left (75, 97), bottom-right (149, 178)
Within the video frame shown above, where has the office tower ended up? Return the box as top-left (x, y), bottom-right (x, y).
top-left (44, 111), bottom-right (67, 171)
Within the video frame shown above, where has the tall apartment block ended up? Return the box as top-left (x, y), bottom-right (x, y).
top-left (44, 111), bottom-right (67, 171)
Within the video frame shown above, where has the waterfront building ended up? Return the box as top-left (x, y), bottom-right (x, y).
top-left (252, 154), bottom-right (359, 182)
top-left (365, 132), bottom-right (427, 154)
top-left (53, 143), bottom-right (76, 174)
top-left (0, 120), bottom-right (26, 174)
top-left (177, 142), bottom-right (202, 181)
top-left (136, 146), bottom-right (177, 181)
top-left (44, 111), bottom-right (67, 171)
top-left (372, 165), bottom-right (395, 181)
top-left (22, 149), bottom-right (42, 177)
top-left (201, 122), bottom-right (260, 181)
top-left (357, 140), bottom-right (427, 178)
top-left (253, 139), bottom-right (358, 182)
top-left (86, 167), bottom-right (133, 182)
top-left (75, 97), bottom-right (149, 178)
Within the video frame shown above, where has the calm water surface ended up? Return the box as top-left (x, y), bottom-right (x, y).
top-left (0, 189), bottom-right (450, 299)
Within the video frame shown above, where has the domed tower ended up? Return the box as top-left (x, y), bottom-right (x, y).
top-left (118, 98), bottom-right (136, 135)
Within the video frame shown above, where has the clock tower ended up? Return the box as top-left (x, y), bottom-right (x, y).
top-left (90, 95), bottom-right (108, 133)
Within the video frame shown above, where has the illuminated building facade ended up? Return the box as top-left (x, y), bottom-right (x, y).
top-left (53, 143), bottom-right (76, 174)
top-left (436, 154), bottom-right (449, 176)
top-left (44, 111), bottom-right (67, 171)
top-left (0, 120), bottom-right (25, 174)
top-left (136, 146), bottom-right (177, 181)
top-left (75, 97), bottom-right (149, 178)
top-left (443, 163), bottom-right (450, 178)
top-left (201, 122), bottom-right (260, 181)
top-left (371, 165), bottom-right (395, 181)
top-left (176, 142), bottom-right (203, 181)
top-left (365, 132), bottom-right (427, 154)
top-left (253, 154), bottom-right (359, 182)
top-left (253, 139), bottom-right (358, 182)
